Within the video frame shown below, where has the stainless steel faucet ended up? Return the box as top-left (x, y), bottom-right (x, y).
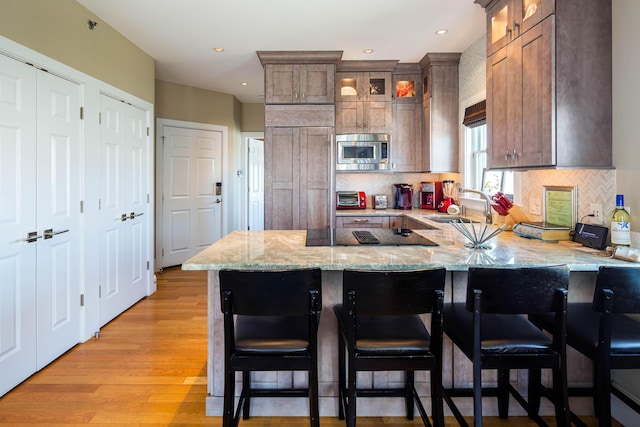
top-left (457, 186), bottom-right (494, 224)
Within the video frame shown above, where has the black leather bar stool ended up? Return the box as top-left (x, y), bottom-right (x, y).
top-left (533, 266), bottom-right (640, 427)
top-left (442, 265), bottom-right (571, 427)
top-left (333, 268), bottom-right (447, 427)
top-left (219, 268), bottom-right (322, 427)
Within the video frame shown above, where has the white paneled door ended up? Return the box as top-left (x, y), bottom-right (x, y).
top-left (0, 54), bottom-right (81, 396)
top-left (99, 94), bottom-right (150, 326)
top-left (35, 70), bottom-right (82, 369)
top-left (248, 138), bottom-right (264, 231)
top-left (162, 126), bottom-right (222, 268)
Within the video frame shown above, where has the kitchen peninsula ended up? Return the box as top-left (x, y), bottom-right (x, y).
top-left (182, 213), bottom-right (635, 417)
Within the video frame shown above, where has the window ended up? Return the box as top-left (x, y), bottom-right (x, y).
top-left (462, 99), bottom-right (513, 197)
top-left (464, 124), bottom-right (487, 190)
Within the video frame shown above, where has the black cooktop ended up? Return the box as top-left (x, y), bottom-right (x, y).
top-left (305, 228), bottom-right (439, 247)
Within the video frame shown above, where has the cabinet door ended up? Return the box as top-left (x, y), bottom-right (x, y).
top-left (365, 101), bottom-right (392, 134)
top-left (393, 73), bottom-right (422, 104)
top-left (486, 47), bottom-right (511, 168)
top-left (516, 0), bottom-right (554, 36)
top-left (264, 64), bottom-right (296, 104)
top-left (336, 101), bottom-right (362, 134)
top-left (518, 18), bottom-right (553, 167)
top-left (265, 127), bottom-right (333, 230)
top-left (300, 64), bottom-right (334, 104)
top-left (336, 72), bottom-right (391, 102)
top-left (299, 127), bottom-right (333, 229)
top-left (487, 0), bottom-right (511, 56)
top-left (392, 103), bottom-right (422, 172)
top-left (264, 127), bottom-right (300, 229)
top-left (337, 216), bottom-right (389, 228)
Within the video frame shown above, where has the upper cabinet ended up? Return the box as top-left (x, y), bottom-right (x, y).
top-left (391, 64), bottom-right (423, 172)
top-left (258, 51), bottom-right (342, 104)
top-left (478, 0), bottom-right (612, 169)
top-left (335, 61), bottom-right (396, 134)
top-left (420, 53), bottom-right (460, 173)
top-left (485, 0), bottom-right (555, 56)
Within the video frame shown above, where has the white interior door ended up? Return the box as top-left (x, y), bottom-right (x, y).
top-left (162, 126), bottom-right (222, 268)
top-left (99, 95), bottom-right (128, 325)
top-left (248, 138), bottom-right (264, 230)
top-left (124, 105), bottom-right (149, 303)
top-left (35, 71), bottom-right (82, 369)
top-left (0, 54), bottom-right (38, 396)
top-left (99, 95), bottom-right (151, 326)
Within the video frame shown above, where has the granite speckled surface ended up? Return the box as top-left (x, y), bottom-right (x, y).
top-left (183, 212), bottom-right (633, 272)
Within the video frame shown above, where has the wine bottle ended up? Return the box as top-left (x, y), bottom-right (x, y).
top-left (610, 194), bottom-right (631, 247)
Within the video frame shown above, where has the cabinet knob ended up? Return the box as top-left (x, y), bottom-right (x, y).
top-left (512, 148), bottom-right (518, 159)
top-left (505, 150), bottom-right (511, 160)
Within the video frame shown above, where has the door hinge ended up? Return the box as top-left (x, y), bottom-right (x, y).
top-left (80, 294), bottom-right (85, 307)
top-left (98, 199), bottom-right (101, 210)
top-left (98, 285), bottom-right (101, 298)
top-left (162, 248), bottom-right (164, 257)
top-left (147, 194), bottom-right (150, 203)
top-left (80, 200), bottom-right (84, 213)
top-left (80, 107), bottom-right (84, 120)
top-left (147, 127), bottom-right (150, 136)
top-left (147, 261), bottom-right (150, 271)
top-left (99, 112), bottom-right (102, 125)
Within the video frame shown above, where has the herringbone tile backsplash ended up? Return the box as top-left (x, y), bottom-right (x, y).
top-left (519, 169), bottom-right (616, 225)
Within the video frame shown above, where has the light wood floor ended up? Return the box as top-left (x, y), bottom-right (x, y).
top-left (0, 267), bottom-right (610, 426)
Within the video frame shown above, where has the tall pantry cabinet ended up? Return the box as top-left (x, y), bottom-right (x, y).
top-left (259, 51), bottom-right (341, 230)
top-left (477, 0), bottom-right (612, 168)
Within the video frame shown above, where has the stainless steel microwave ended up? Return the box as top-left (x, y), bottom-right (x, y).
top-left (336, 133), bottom-right (390, 171)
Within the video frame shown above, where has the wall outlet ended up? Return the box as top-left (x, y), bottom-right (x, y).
top-left (590, 203), bottom-right (603, 222)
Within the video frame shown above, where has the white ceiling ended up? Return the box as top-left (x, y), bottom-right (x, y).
top-left (76, 0), bottom-right (486, 104)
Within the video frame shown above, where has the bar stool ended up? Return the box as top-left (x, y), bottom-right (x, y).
top-left (442, 265), bottom-right (571, 427)
top-left (219, 268), bottom-right (322, 427)
top-left (333, 268), bottom-right (447, 427)
top-left (533, 266), bottom-right (640, 427)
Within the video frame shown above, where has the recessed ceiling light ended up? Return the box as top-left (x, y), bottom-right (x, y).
top-left (363, 49), bottom-right (374, 54)
top-left (241, 82), bottom-right (248, 86)
top-left (435, 29), bottom-right (448, 35)
top-left (213, 47), bottom-right (224, 52)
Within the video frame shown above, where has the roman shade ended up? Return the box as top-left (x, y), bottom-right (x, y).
top-left (462, 100), bottom-right (486, 128)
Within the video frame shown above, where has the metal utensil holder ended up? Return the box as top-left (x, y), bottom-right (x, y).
top-left (450, 219), bottom-right (506, 249)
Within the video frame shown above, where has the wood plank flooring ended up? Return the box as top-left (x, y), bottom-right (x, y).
top-left (0, 266), bottom-right (610, 426)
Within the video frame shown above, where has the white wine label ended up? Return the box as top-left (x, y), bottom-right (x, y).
top-left (611, 221), bottom-right (631, 245)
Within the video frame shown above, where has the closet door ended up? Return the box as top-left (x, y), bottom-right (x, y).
top-left (35, 71), bottom-right (82, 369)
top-left (99, 95), bottom-right (128, 325)
top-left (0, 54), bottom-right (38, 396)
top-left (0, 55), bottom-right (82, 391)
top-left (124, 105), bottom-right (149, 303)
top-left (99, 95), bottom-right (150, 326)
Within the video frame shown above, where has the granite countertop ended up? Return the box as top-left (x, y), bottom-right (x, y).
top-left (182, 213), bottom-right (636, 272)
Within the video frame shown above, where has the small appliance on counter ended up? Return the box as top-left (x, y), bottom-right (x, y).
top-left (373, 194), bottom-right (388, 210)
top-left (438, 180), bottom-right (456, 212)
top-left (420, 182), bottom-right (442, 210)
top-left (393, 184), bottom-right (413, 210)
top-left (336, 191), bottom-right (367, 210)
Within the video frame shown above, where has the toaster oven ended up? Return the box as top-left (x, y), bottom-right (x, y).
top-left (336, 191), bottom-right (367, 209)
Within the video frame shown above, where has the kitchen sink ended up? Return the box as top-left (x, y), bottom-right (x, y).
top-left (423, 215), bottom-right (478, 224)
